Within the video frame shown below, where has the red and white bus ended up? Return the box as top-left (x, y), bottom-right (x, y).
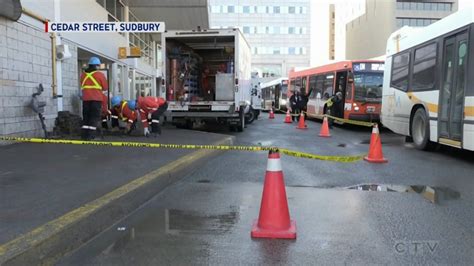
top-left (288, 60), bottom-right (384, 122)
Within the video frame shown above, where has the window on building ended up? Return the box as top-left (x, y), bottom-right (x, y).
top-left (289, 6), bottom-right (295, 14)
top-left (243, 6), bottom-right (250, 13)
top-left (243, 26), bottom-right (250, 34)
top-left (391, 52), bottom-right (410, 91)
top-left (412, 43), bottom-right (437, 91)
top-left (288, 27), bottom-right (295, 34)
top-left (257, 6), bottom-right (265, 13)
top-left (211, 6), bottom-right (221, 13)
top-left (289, 47), bottom-right (296, 55)
top-left (281, 27), bottom-right (288, 34)
top-left (299, 7), bottom-right (303, 14)
top-left (253, 47), bottom-right (258, 55)
top-left (299, 47), bottom-right (304, 54)
top-left (228, 6), bottom-right (235, 13)
top-left (273, 48), bottom-right (280, 55)
top-left (281, 6), bottom-right (288, 13)
top-left (273, 26), bottom-right (280, 34)
top-left (274, 6), bottom-right (280, 13)
top-left (257, 27), bottom-right (265, 34)
top-left (266, 26), bottom-right (270, 34)
top-left (97, 0), bottom-right (124, 22)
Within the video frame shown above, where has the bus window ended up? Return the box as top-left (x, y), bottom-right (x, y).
top-left (295, 77), bottom-right (302, 92)
top-left (309, 75), bottom-right (317, 99)
top-left (391, 52), bottom-right (410, 91)
top-left (412, 42), bottom-right (437, 91)
top-left (323, 74), bottom-right (334, 100)
top-left (281, 81), bottom-right (288, 99)
top-left (316, 75), bottom-right (324, 98)
top-left (346, 72), bottom-right (353, 100)
top-left (290, 79), bottom-right (295, 92)
top-left (302, 76), bottom-right (307, 94)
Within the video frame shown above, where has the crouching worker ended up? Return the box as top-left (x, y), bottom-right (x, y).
top-left (131, 96), bottom-right (168, 137)
top-left (110, 96), bottom-right (137, 135)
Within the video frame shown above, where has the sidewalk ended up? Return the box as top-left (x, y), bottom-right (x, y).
top-left (0, 127), bottom-right (233, 252)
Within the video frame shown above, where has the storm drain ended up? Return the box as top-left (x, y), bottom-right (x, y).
top-left (347, 184), bottom-right (460, 204)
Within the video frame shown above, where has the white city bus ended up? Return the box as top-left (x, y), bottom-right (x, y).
top-left (260, 77), bottom-right (289, 111)
top-left (382, 8), bottom-right (474, 151)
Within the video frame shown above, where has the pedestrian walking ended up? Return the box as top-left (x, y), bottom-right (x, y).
top-left (80, 57), bottom-right (108, 140)
top-left (326, 91), bottom-right (343, 128)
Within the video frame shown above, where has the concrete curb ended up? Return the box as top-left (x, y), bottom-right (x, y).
top-left (0, 136), bottom-right (234, 266)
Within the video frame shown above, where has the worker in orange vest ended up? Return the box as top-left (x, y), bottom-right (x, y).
top-left (110, 96), bottom-right (137, 134)
top-left (80, 57), bottom-right (108, 140)
top-left (130, 96), bottom-right (168, 136)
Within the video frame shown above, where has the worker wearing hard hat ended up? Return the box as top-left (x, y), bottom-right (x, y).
top-left (130, 96), bottom-right (168, 137)
top-left (80, 57), bottom-right (108, 140)
top-left (110, 96), bottom-right (137, 134)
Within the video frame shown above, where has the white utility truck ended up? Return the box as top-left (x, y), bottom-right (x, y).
top-left (161, 28), bottom-right (252, 131)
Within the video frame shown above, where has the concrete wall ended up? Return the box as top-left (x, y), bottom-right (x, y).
top-left (345, 0), bottom-right (395, 60)
top-left (0, 16), bottom-right (56, 137)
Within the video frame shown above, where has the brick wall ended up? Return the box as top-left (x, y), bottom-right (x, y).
top-left (0, 17), bottom-right (57, 137)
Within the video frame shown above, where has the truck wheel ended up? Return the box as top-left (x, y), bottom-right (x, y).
top-left (245, 107), bottom-right (256, 124)
top-left (411, 108), bottom-right (433, 150)
top-left (237, 107), bottom-right (245, 132)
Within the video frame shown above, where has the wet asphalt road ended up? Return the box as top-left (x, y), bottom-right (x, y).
top-left (60, 114), bottom-right (474, 265)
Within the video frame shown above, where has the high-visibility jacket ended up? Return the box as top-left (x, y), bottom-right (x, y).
top-left (80, 70), bottom-right (108, 102)
top-left (112, 101), bottom-right (137, 125)
top-left (137, 96), bottom-right (166, 127)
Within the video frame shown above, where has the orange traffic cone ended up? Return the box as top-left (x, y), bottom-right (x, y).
top-left (296, 113), bottom-right (307, 129)
top-left (251, 150), bottom-right (296, 239)
top-left (284, 110), bottom-right (292, 123)
top-left (319, 116), bottom-right (331, 137)
top-left (269, 108), bottom-right (275, 119)
top-left (364, 124), bottom-right (388, 163)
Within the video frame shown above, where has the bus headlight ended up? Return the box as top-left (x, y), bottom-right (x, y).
top-left (281, 99), bottom-right (287, 105)
top-left (353, 103), bottom-right (359, 111)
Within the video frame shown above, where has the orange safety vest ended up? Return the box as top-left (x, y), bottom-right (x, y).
top-left (81, 71), bottom-right (102, 90)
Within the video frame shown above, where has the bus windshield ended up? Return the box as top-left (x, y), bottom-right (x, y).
top-left (354, 72), bottom-right (383, 102)
top-left (281, 84), bottom-right (288, 99)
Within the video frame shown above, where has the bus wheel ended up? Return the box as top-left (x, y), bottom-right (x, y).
top-left (411, 108), bottom-right (433, 150)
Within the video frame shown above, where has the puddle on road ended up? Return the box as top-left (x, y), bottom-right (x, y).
top-left (347, 184), bottom-right (460, 204)
top-left (337, 143), bottom-right (347, 148)
top-left (165, 206), bottom-right (240, 235)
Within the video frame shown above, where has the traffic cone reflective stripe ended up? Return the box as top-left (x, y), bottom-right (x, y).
top-left (364, 124), bottom-right (388, 163)
top-left (296, 113), bottom-right (307, 129)
top-left (251, 150), bottom-right (296, 239)
top-left (319, 116), bottom-right (331, 137)
top-left (269, 108), bottom-right (275, 119)
top-left (284, 110), bottom-right (292, 123)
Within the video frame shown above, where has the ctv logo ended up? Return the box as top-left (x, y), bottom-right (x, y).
top-left (394, 240), bottom-right (439, 255)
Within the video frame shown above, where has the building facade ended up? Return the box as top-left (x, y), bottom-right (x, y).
top-left (336, 0), bottom-right (458, 60)
top-left (209, 0), bottom-right (311, 77)
top-left (0, 0), bottom-right (208, 137)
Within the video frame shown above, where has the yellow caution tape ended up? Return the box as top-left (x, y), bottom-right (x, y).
top-left (274, 109), bottom-right (376, 127)
top-left (322, 114), bottom-right (376, 127)
top-left (0, 136), bottom-right (365, 163)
